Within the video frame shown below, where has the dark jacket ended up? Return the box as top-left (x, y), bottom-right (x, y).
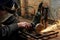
top-left (1, 13), bottom-right (21, 40)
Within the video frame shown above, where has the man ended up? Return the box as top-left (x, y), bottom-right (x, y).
top-left (0, 0), bottom-right (31, 40)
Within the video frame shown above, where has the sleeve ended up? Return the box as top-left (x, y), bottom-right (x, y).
top-left (2, 23), bottom-right (18, 37)
top-left (2, 15), bottom-right (18, 25)
top-left (2, 15), bottom-right (19, 37)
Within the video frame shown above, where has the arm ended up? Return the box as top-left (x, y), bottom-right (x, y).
top-left (2, 23), bottom-right (18, 37)
top-left (2, 15), bottom-right (19, 37)
top-left (1, 15), bottom-right (31, 37)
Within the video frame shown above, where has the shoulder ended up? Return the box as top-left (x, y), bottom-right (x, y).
top-left (2, 13), bottom-right (18, 25)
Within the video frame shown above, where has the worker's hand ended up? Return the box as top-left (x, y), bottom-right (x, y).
top-left (17, 22), bottom-right (32, 29)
